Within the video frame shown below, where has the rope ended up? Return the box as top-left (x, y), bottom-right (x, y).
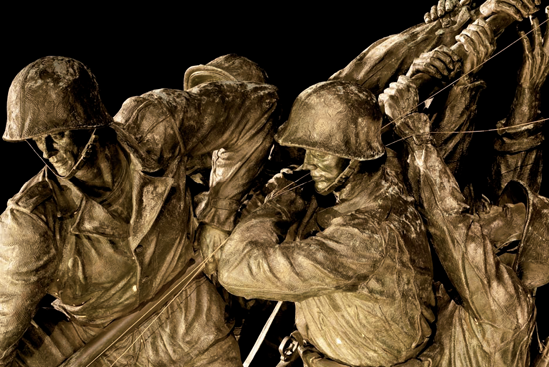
top-left (386, 117), bottom-right (549, 147)
top-left (105, 11), bottom-right (549, 367)
top-left (380, 17), bottom-right (549, 133)
top-left (95, 237), bottom-right (230, 367)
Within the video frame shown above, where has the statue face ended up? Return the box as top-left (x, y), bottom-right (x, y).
top-left (32, 130), bottom-right (91, 176)
top-left (302, 149), bottom-right (346, 192)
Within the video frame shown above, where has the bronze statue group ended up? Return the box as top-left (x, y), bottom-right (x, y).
top-left (1, 0), bottom-right (549, 366)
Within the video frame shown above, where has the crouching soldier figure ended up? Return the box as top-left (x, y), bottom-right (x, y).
top-left (0, 56), bottom-right (278, 366)
top-left (217, 80), bottom-right (436, 367)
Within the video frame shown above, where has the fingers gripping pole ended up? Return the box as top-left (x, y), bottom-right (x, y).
top-left (410, 11), bottom-right (526, 92)
top-left (380, 13), bottom-right (549, 133)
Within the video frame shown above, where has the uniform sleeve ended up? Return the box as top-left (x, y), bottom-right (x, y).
top-left (490, 87), bottom-right (545, 196)
top-left (329, 8), bottom-right (471, 95)
top-left (403, 113), bottom-right (532, 329)
top-left (430, 77), bottom-right (486, 175)
top-left (113, 82), bottom-right (279, 231)
top-left (0, 207), bottom-right (58, 366)
top-left (218, 183), bottom-right (387, 303)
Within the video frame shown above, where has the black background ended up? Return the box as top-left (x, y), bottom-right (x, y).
top-left (2, 0), bottom-right (549, 363)
top-left (2, 1), bottom-right (545, 207)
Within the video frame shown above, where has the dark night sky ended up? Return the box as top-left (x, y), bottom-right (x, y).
top-left (0, 1), bottom-right (545, 208)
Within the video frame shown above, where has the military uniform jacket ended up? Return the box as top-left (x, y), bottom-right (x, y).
top-left (0, 81), bottom-right (278, 365)
top-left (218, 163), bottom-right (436, 367)
top-left (401, 113), bottom-right (541, 367)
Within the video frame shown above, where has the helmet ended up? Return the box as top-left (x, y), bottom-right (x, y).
top-left (183, 54), bottom-right (268, 90)
top-left (499, 181), bottom-right (549, 290)
top-left (275, 80), bottom-right (384, 161)
top-left (4, 56), bottom-right (112, 142)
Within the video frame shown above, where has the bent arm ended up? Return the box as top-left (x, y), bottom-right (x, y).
top-left (182, 82), bottom-right (278, 231)
top-left (490, 18), bottom-right (549, 196)
top-left (0, 208), bottom-right (57, 366)
top-left (490, 86), bottom-right (545, 196)
top-left (403, 112), bottom-right (531, 328)
top-left (218, 190), bottom-right (386, 302)
top-left (114, 82), bottom-right (279, 231)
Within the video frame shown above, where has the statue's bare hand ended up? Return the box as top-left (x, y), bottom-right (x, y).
top-left (424, 0), bottom-right (471, 23)
top-left (379, 75), bottom-right (419, 122)
top-left (406, 45), bottom-right (462, 80)
top-left (518, 15), bottom-right (549, 91)
top-left (264, 171), bottom-right (308, 218)
top-left (196, 223), bottom-right (229, 278)
top-left (455, 19), bottom-right (497, 75)
top-left (379, 76), bottom-right (431, 146)
top-left (479, 0), bottom-right (539, 21)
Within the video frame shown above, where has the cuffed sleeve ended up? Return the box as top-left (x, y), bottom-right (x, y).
top-left (0, 207), bottom-right (58, 365)
top-left (489, 86), bottom-right (545, 196)
top-left (490, 118), bottom-right (544, 196)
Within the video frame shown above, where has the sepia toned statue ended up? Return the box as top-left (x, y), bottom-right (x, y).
top-left (377, 11), bottom-right (549, 367)
top-left (1, 0), bottom-right (549, 366)
top-left (217, 79), bottom-right (436, 367)
top-left (0, 56), bottom-right (278, 366)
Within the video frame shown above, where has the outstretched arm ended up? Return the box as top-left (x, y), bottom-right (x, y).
top-left (405, 19), bottom-right (495, 175)
top-left (329, 0), bottom-right (473, 95)
top-left (379, 75), bottom-right (532, 330)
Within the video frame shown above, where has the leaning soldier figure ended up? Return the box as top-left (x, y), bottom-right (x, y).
top-left (216, 79), bottom-right (436, 367)
top-left (0, 56), bottom-right (278, 366)
top-left (378, 14), bottom-right (549, 366)
top-left (182, 53), bottom-right (271, 187)
top-left (183, 52), bottom-right (300, 363)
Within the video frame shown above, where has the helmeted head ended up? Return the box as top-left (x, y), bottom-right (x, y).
top-left (275, 80), bottom-right (385, 194)
top-left (4, 56), bottom-right (112, 178)
top-left (497, 181), bottom-right (549, 290)
top-left (183, 54), bottom-right (268, 90)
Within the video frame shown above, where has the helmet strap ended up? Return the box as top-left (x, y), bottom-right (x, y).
top-left (315, 159), bottom-right (360, 196)
top-left (26, 129), bottom-right (98, 180)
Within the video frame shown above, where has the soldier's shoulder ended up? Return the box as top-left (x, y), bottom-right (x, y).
top-left (7, 168), bottom-right (54, 213)
top-left (112, 89), bottom-right (188, 172)
top-left (115, 88), bottom-right (188, 122)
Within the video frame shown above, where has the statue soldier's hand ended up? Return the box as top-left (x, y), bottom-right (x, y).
top-left (479, 0), bottom-right (539, 21)
top-left (455, 18), bottom-right (497, 75)
top-left (406, 45), bottom-right (462, 80)
top-left (379, 75), bottom-right (419, 122)
top-left (380, 76), bottom-right (432, 146)
top-left (196, 223), bottom-right (230, 278)
top-left (517, 14), bottom-right (549, 91)
top-left (264, 171), bottom-right (308, 220)
top-left (424, 0), bottom-right (471, 23)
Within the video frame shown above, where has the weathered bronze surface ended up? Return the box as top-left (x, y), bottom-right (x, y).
top-left (1, 1), bottom-right (549, 366)
top-left (0, 56), bottom-right (278, 366)
top-left (377, 7), bottom-right (548, 366)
